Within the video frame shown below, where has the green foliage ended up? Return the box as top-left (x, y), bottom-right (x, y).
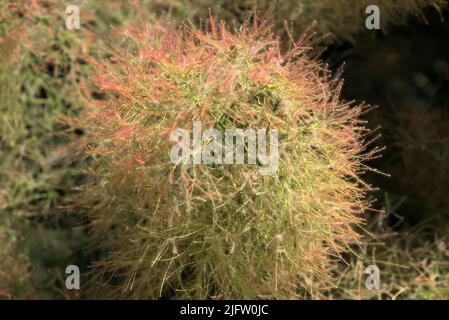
top-left (0, 218), bottom-right (34, 299)
top-left (0, 0), bottom-right (93, 298)
top-left (76, 18), bottom-right (376, 299)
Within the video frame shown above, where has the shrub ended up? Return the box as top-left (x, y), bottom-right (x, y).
top-left (76, 17), bottom-right (378, 299)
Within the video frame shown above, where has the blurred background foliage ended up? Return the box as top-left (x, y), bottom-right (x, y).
top-left (0, 0), bottom-right (448, 299)
top-left (0, 0), bottom-right (134, 298)
top-left (0, 0), bottom-right (92, 298)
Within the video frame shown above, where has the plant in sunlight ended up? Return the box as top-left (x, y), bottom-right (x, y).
top-left (73, 15), bottom-right (381, 299)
